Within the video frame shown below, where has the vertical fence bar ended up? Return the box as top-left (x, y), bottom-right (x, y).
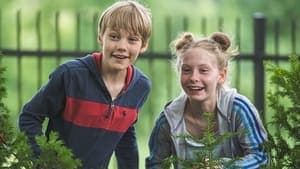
top-left (76, 12), bottom-right (80, 53)
top-left (55, 11), bottom-right (61, 64)
top-left (274, 20), bottom-right (280, 62)
top-left (36, 11), bottom-right (42, 89)
top-left (165, 16), bottom-right (172, 100)
top-left (146, 16), bottom-right (155, 128)
top-left (291, 19), bottom-right (296, 54)
top-left (93, 12), bottom-right (98, 51)
top-left (253, 13), bottom-right (266, 122)
top-left (218, 17), bottom-right (223, 32)
top-left (183, 16), bottom-right (188, 31)
top-left (273, 19), bottom-right (280, 132)
top-left (17, 10), bottom-right (22, 112)
top-left (235, 17), bottom-right (241, 90)
top-left (201, 17), bottom-right (207, 36)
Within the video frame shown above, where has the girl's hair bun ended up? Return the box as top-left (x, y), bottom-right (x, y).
top-left (175, 32), bottom-right (194, 51)
top-left (210, 32), bottom-right (231, 52)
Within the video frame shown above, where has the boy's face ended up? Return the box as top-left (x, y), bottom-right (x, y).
top-left (98, 28), bottom-right (147, 71)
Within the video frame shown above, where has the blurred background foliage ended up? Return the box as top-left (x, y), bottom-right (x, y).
top-left (0, 0), bottom-right (299, 168)
top-left (1, 0), bottom-right (299, 52)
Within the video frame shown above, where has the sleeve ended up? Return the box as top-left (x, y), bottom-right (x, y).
top-left (18, 65), bottom-right (68, 155)
top-left (231, 96), bottom-right (269, 169)
top-left (146, 113), bottom-right (173, 169)
top-left (115, 125), bottom-right (139, 169)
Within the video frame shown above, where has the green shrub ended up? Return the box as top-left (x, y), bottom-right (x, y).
top-left (264, 55), bottom-right (300, 168)
top-left (162, 113), bottom-right (241, 169)
top-left (0, 59), bottom-right (81, 169)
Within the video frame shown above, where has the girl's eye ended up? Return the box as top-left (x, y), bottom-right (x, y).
top-left (181, 67), bottom-right (191, 73)
top-left (200, 69), bottom-right (209, 73)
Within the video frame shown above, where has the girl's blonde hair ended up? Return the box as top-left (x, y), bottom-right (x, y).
top-left (98, 0), bottom-right (152, 47)
top-left (171, 32), bottom-right (239, 72)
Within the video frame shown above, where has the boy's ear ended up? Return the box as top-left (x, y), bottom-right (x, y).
top-left (97, 35), bottom-right (103, 45)
top-left (140, 42), bottom-right (148, 53)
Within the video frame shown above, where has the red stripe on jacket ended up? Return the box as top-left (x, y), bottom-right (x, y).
top-left (63, 97), bottom-right (138, 132)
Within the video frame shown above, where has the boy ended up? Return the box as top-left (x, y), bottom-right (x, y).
top-left (19, 1), bottom-right (152, 168)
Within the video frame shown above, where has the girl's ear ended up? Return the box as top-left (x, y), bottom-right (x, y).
top-left (97, 35), bottom-right (103, 45)
top-left (218, 68), bottom-right (227, 84)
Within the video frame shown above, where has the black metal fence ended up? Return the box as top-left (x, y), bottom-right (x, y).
top-left (0, 10), bottom-right (298, 124)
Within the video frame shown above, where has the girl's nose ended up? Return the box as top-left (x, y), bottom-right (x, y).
top-left (190, 70), bottom-right (200, 82)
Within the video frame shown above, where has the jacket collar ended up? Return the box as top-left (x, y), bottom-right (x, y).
top-left (164, 87), bottom-right (237, 131)
top-left (164, 92), bottom-right (187, 132)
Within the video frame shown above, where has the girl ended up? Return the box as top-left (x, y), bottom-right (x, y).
top-left (146, 32), bottom-right (268, 169)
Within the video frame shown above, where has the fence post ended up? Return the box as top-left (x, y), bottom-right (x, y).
top-left (253, 13), bottom-right (265, 122)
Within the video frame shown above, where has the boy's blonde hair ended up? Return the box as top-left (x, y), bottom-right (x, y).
top-left (98, 0), bottom-right (152, 47)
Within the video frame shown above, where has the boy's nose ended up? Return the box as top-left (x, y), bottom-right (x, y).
top-left (116, 39), bottom-right (128, 51)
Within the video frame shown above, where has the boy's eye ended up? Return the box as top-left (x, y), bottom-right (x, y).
top-left (109, 34), bottom-right (120, 40)
top-left (128, 36), bottom-right (140, 43)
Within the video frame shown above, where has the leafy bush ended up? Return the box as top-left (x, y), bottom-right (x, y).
top-left (0, 59), bottom-right (81, 169)
top-left (263, 55), bottom-right (300, 168)
top-left (162, 113), bottom-right (241, 169)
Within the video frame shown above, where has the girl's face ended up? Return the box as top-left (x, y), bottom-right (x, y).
top-left (180, 47), bottom-right (226, 103)
top-left (98, 28), bottom-right (147, 72)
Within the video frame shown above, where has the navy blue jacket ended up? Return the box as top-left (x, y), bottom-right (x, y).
top-left (19, 52), bottom-right (151, 169)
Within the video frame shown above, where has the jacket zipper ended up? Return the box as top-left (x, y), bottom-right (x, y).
top-left (105, 102), bottom-right (114, 119)
top-left (104, 88), bottom-right (126, 119)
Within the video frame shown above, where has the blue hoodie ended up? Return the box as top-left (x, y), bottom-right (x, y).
top-left (19, 52), bottom-right (151, 169)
